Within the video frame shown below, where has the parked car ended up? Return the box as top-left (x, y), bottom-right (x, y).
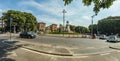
top-left (20, 31), bottom-right (36, 38)
top-left (99, 35), bottom-right (107, 40)
top-left (107, 35), bottom-right (120, 42)
top-left (0, 31), bottom-right (2, 34)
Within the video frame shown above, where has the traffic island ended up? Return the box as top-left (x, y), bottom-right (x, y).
top-left (4, 39), bottom-right (113, 57)
top-left (22, 46), bottom-right (73, 56)
top-left (109, 46), bottom-right (120, 50)
top-left (108, 43), bottom-right (120, 50)
top-left (12, 40), bottom-right (73, 56)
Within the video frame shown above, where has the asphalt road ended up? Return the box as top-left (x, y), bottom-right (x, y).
top-left (9, 47), bottom-right (120, 61)
top-left (1, 34), bottom-right (120, 61)
top-left (16, 35), bottom-right (109, 49)
top-left (2, 34), bottom-right (106, 48)
top-left (1, 40), bottom-right (120, 61)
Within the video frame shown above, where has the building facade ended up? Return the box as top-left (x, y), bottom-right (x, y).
top-left (38, 22), bottom-right (46, 31)
top-left (50, 24), bottom-right (57, 32)
top-left (45, 26), bottom-right (51, 33)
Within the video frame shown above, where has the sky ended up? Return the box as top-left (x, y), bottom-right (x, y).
top-left (0, 0), bottom-right (120, 27)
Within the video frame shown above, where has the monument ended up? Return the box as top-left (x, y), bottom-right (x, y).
top-left (65, 21), bottom-right (73, 33)
top-left (65, 21), bottom-right (70, 32)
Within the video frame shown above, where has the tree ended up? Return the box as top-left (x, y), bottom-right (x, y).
top-left (69, 25), bottom-right (76, 32)
top-left (98, 16), bottom-right (120, 35)
top-left (23, 12), bottom-right (37, 32)
top-left (88, 24), bottom-right (97, 34)
top-left (63, 0), bottom-right (115, 15)
top-left (75, 26), bottom-right (89, 34)
top-left (2, 10), bottom-right (37, 32)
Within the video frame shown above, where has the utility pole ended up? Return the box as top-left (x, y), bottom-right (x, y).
top-left (9, 17), bottom-right (13, 40)
top-left (62, 9), bottom-right (67, 37)
top-left (91, 15), bottom-right (95, 38)
top-left (14, 25), bottom-right (16, 33)
top-left (97, 23), bottom-right (99, 35)
top-left (0, 16), bottom-right (4, 33)
top-left (1, 17), bottom-right (3, 33)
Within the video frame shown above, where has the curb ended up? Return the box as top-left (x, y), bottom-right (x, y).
top-left (4, 38), bottom-right (110, 57)
top-left (22, 46), bottom-right (73, 56)
top-left (4, 39), bottom-right (74, 56)
top-left (39, 35), bottom-right (90, 39)
top-left (109, 46), bottom-right (120, 50)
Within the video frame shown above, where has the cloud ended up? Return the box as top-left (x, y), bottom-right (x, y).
top-left (0, 8), bottom-right (3, 13)
top-left (108, 0), bottom-right (120, 16)
top-left (0, 8), bottom-right (4, 16)
top-left (18, 0), bottom-right (120, 27)
top-left (19, 0), bottom-right (87, 26)
top-left (19, 0), bottom-right (80, 17)
top-left (19, 0), bottom-right (63, 16)
top-left (36, 15), bottom-right (62, 26)
top-left (82, 16), bottom-right (91, 20)
top-left (93, 0), bottom-right (120, 24)
top-left (68, 17), bottom-right (91, 27)
top-left (23, 10), bottom-right (33, 13)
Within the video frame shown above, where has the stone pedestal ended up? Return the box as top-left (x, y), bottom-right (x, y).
top-left (65, 21), bottom-right (73, 33)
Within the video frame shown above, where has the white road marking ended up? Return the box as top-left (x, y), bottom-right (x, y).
top-left (86, 47), bottom-right (95, 49)
top-left (50, 57), bottom-right (57, 61)
top-left (8, 51), bottom-right (17, 57)
top-left (53, 46), bottom-right (78, 49)
top-left (75, 50), bottom-right (115, 56)
top-left (111, 57), bottom-right (119, 61)
top-left (116, 51), bottom-right (120, 53)
top-left (80, 46), bottom-right (108, 50)
top-left (100, 53), bottom-right (110, 56)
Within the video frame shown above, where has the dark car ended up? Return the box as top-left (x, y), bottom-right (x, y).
top-left (20, 31), bottom-right (36, 38)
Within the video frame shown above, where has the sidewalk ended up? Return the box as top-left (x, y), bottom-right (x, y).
top-left (109, 42), bottom-right (120, 50)
top-left (7, 40), bottom-right (73, 56)
top-left (42, 34), bottom-right (91, 38)
top-left (4, 39), bottom-right (114, 56)
top-left (0, 33), bottom-right (19, 37)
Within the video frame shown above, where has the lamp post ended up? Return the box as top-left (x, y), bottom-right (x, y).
top-left (9, 17), bottom-right (13, 40)
top-left (0, 17), bottom-right (3, 33)
top-left (1, 18), bottom-right (3, 33)
top-left (62, 9), bottom-right (67, 36)
top-left (91, 15), bottom-right (95, 37)
top-left (97, 23), bottom-right (99, 35)
top-left (14, 25), bottom-right (16, 33)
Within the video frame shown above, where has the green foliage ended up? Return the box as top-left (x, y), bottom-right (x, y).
top-left (75, 26), bottom-right (89, 34)
top-left (50, 25), bottom-right (89, 34)
top-left (98, 16), bottom-right (120, 35)
top-left (49, 32), bottom-right (79, 34)
top-left (88, 24), bottom-right (97, 34)
top-left (69, 25), bottom-right (76, 31)
top-left (2, 10), bottom-right (37, 32)
top-left (63, 0), bottom-right (115, 15)
top-left (63, 0), bottom-right (73, 6)
top-left (69, 25), bottom-right (89, 33)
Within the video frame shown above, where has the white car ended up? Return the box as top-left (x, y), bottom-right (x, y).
top-left (107, 35), bottom-right (120, 42)
top-left (99, 35), bottom-right (107, 40)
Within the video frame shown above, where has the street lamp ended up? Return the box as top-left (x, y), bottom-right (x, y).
top-left (14, 25), bottom-right (16, 33)
top-left (97, 23), bottom-right (99, 35)
top-left (62, 9), bottom-right (67, 36)
top-left (0, 17), bottom-right (3, 32)
top-left (9, 17), bottom-right (13, 40)
top-left (91, 15), bottom-right (96, 37)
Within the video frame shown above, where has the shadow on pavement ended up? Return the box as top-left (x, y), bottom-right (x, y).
top-left (106, 41), bottom-right (120, 43)
top-left (0, 39), bottom-right (22, 61)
